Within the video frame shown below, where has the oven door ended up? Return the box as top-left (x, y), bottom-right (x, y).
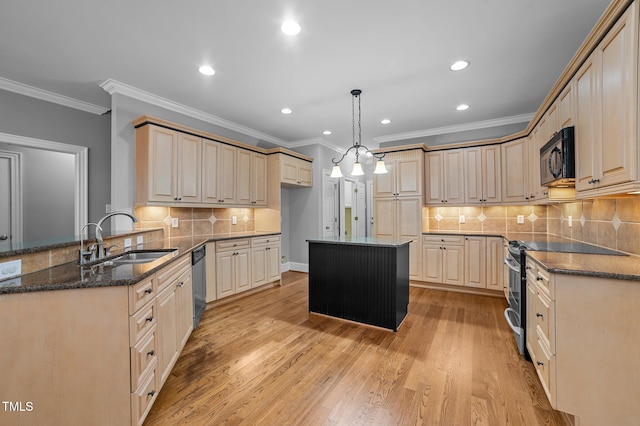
top-left (504, 252), bottom-right (525, 354)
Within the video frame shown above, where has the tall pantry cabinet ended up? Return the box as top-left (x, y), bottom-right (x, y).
top-left (373, 148), bottom-right (424, 280)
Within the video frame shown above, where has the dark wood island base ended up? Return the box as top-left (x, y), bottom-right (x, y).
top-left (307, 237), bottom-right (411, 331)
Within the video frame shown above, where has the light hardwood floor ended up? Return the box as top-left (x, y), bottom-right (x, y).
top-left (144, 272), bottom-right (567, 425)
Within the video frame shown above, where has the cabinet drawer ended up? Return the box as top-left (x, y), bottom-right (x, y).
top-left (157, 256), bottom-right (190, 293)
top-left (423, 234), bottom-right (464, 245)
top-left (130, 300), bottom-right (157, 346)
top-left (130, 326), bottom-right (157, 391)
top-left (532, 333), bottom-right (555, 406)
top-left (216, 238), bottom-right (251, 251)
top-left (131, 365), bottom-right (159, 426)
top-left (129, 276), bottom-right (155, 315)
top-left (535, 287), bottom-right (554, 353)
top-left (251, 235), bottom-right (281, 246)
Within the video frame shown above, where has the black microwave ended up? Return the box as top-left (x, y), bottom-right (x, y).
top-left (540, 126), bottom-right (575, 187)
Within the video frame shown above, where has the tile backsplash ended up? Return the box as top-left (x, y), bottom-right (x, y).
top-left (134, 206), bottom-right (255, 238)
top-left (426, 197), bottom-right (640, 256)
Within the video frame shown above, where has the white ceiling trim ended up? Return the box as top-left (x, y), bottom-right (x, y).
top-left (374, 112), bottom-right (535, 143)
top-left (287, 137), bottom-right (346, 154)
top-left (100, 79), bottom-right (288, 147)
top-left (0, 76), bottom-right (109, 115)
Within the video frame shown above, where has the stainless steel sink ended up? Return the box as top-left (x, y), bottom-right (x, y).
top-left (110, 249), bottom-right (177, 264)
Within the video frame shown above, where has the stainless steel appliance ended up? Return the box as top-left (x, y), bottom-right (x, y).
top-left (540, 126), bottom-right (575, 187)
top-left (191, 245), bottom-right (206, 329)
top-left (504, 241), bottom-right (526, 356)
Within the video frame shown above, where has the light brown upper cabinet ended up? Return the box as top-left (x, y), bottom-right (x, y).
top-left (373, 149), bottom-right (423, 198)
top-left (202, 140), bottom-right (237, 205)
top-left (464, 145), bottom-right (502, 204)
top-left (136, 124), bottom-right (202, 204)
top-left (501, 138), bottom-right (529, 203)
top-left (236, 149), bottom-right (267, 206)
top-left (425, 149), bottom-right (464, 205)
top-left (280, 154), bottom-right (312, 187)
top-left (575, 2), bottom-right (638, 195)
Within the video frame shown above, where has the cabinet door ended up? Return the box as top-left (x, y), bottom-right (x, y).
top-left (252, 153), bottom-right (268, 205)
top-left (464, 236), bottom-right (486, 288)
top-left (397, 197), bottom-right (422, 280)
top-left (176, 270), bottom-right (193, 348)
top-left (236, 148), bottom-right (252, 205)
top-left (598, 6), bottom-right (636, 188)
top-left (202, 140), bottom-right (221, 203)
top-left (219, 145), bottom-right (237, 204)
top-left (442, 244), bottom-right (464, 286)
top-left (216, 251), bottom-right (235, 299)
top-left (373, 198), bottom-right (396, 238)
top-left (422, 243), bottom-right (443, 283)
top-left (281, 156), bottom-right (299, 185)
top-left (251, 246), bottom-right (268, 288)
top-left (575, 56), bottom-right (599, 192)
top-left (235, 249), bottom-right (252, 293)
top-left (267, 244), bottom-right (281, 283)
top-left (205, 242), bottom-right (216, 302)
top-left (443, 149), bottom-right (465, 203)
top-left (425, 152), bottom-right (444, 204)
top-left (486, 237), bottom-right (504, 292)
top-left (482, 145), bottom-right (502, 203)
top-left (149, 126), bottom-right (178, 202)
top-left (396, 152), bottom-right (422, 196)
top-left (465, 147), bottom-right (482, 204)
top-left (501, 138), bottom-right (528, 202)
top-left (178, 133), bottom-right (202, 203)
top-left (374, 159), bottom-right (396, 197)
top-left (298, 161), bottom-right (313, 186)
top-left (558, 83), bottom-right (574, 129)
top-left (157, 284), bottom-right (179, 385)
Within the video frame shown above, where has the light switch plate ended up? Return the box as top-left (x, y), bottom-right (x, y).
top-left (124, 238), bottom-right (132, 249)
top-left (172, 218), bottom-right (179, 228)
top-left (517, 215), bottom-right (525, 224)
top-left (136, 236), bottom-right (144, 245)
top-left (568, 215), bottom-right (573, 227)
top-left (459, 215), bottom-right (466, 224)
top-left (232, 216), bottom-right (237, 225)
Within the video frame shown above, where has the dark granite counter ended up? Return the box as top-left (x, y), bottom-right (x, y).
top-left (0, 231), bottom-right (281, 294)
top-left (423, 231), bottom-right (640, 281)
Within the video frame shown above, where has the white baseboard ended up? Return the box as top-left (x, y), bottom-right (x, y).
top-left (280, 262), bottom-right (290, 273)
top-left (288, 262), bottom-right (309, 273)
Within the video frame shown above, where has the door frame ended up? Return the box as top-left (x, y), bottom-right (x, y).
top-left (0, 132), bottom-right (88, 237)
top-left (0, 151), bottom-right (23, 243)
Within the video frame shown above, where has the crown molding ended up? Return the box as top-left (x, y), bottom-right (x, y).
top-left (0, 77), bottom-right (109, 115)
top-left (287, 137), bottom-right (347, 154)
top-left (100, 79), bottom-right (288, 146)
top-left (373, 112), bottom-right (535, 143)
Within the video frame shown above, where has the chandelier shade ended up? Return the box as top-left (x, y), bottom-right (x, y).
top-left (331, 89), bottom-right (387, 177)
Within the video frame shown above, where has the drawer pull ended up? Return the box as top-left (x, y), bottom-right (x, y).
top-left (144, 288), bottom-right (153, 294)
top-left (177, 281), bottom-right (184, 287)
top-left (147, 350), bottom-right (155, 356)
top-left (147, 390), bottom-right (156, 397)
top-left (536, 361), bottom-right (544, 367)
top-left (536, 313), bottom-right (544, 318)
top-left (536, 276), bottom-right (543, 281)
top-left (146, 316), bottom-right (154, 322)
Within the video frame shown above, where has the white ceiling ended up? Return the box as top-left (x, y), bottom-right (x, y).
top-left (0, 0), bottom-right (612, 149)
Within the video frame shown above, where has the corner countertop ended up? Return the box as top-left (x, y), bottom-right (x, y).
top-left (423, 231), bottom-right (640, 281)
top-left (307, 236), bottom-right (413, 247)
top-left (0, 231), bottom-right (281, 295)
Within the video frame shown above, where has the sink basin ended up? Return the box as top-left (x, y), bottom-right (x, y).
top-left (111, 250), bottom-right (177, 264)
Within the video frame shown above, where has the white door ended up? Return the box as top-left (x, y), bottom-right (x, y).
top-left (352, 182), bottom-right (366, 238)
top-left (322, 170), bottom-right (339, 238)
top-left (0, 156), bottom-right (11, 246)
top-left (366, 180), bottom-right (373, 237)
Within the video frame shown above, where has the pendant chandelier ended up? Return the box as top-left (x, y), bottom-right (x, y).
top-left (330, 89), bottom-right (388, 178)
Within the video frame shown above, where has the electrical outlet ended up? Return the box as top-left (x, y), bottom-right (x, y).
top-left (172, 218), bottom-right (179, 228)
top-left (136, 236), bottom-right (144, 246)
top-left (232, 216), bottom-right (237, 225)
top-left (0, 259), bottom-right (21, 280)
top-left (459, 215), bottom-right (466, 224)
top-left (124, 238), bottom-right (132, 249)
top-left (568, 215), bottom-right (573, 227)
top-left (517, 215), bottom-right (525, 224)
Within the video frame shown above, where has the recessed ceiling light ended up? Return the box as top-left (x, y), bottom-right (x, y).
top-left (281, 107), bottom-right (292, 114)
top-left (323, 130), bottom-right (332, 135)
top-left (450, 60), bottom-right (469, 71)
top-left (198, 65), bottom-right (215, 76)
top-left (380, 119), bottom-right (391, 124)
top-left (456, 104), bottom-right (470, 111)
top-left (281, 20), bottom-right (301, 36)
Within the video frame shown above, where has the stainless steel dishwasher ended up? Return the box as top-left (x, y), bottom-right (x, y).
top-left (191, 245), bottom-right (206, 329)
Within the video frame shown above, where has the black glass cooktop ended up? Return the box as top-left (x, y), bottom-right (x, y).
top-left (521, 241), bottom-right (626, 256)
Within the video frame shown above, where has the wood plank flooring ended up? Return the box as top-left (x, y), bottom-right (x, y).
top-left (144, 272), bottom-right (567, 425)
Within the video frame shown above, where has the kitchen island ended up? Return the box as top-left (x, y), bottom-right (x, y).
top-left (307, 237), bottom-right (411, 331)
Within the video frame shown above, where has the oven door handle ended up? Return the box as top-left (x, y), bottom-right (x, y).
top-left (504, 308), bottom-right (522, 337)
top-left (504, 258), bottom-right (521, 273)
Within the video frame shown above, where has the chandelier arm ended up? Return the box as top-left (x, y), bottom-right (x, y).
top-left (332, 144), bottom-right (356, 165)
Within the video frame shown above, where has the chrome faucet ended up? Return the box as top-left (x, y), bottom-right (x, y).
top-left (95, 211), bottom-right (138, 259)
top-left (79, 222), bottom-right (102, 264)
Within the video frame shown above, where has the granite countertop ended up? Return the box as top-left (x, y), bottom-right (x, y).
top-left (307, 236), bottom-right (413, 247)
top-left (423, 230), bottom-right (640, 281)
top-left (0, 231), bottom-right (281, 295)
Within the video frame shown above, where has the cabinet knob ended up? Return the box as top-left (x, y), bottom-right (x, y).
top-left (536, 276), bottom-right (543, 281)
top-left (147, 390), bottom-right (156, 397)
top-left (147, 350), bottom-right (155, 356)
top-left (536, 361), bottom-right (544, 367)
top-left (144, 288), bottom-right (153, 294)
top-left (177, 281), bottom-right (184, 287)
top-left (536, 313), bottom-right (544, 318)
top-left (146, 316), bottom-right (153, 322)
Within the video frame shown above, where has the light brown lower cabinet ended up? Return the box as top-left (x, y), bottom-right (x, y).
top-left (0, 255), bottom-right (194, 426)
top-left (422, 235), bottom-right (465, 285)
top-left (251, 235), bottom-right (282, 288)
top-left (525, 255), bottom-right (640, 425)
top-left (464, 236), bottom-right (504, 290)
